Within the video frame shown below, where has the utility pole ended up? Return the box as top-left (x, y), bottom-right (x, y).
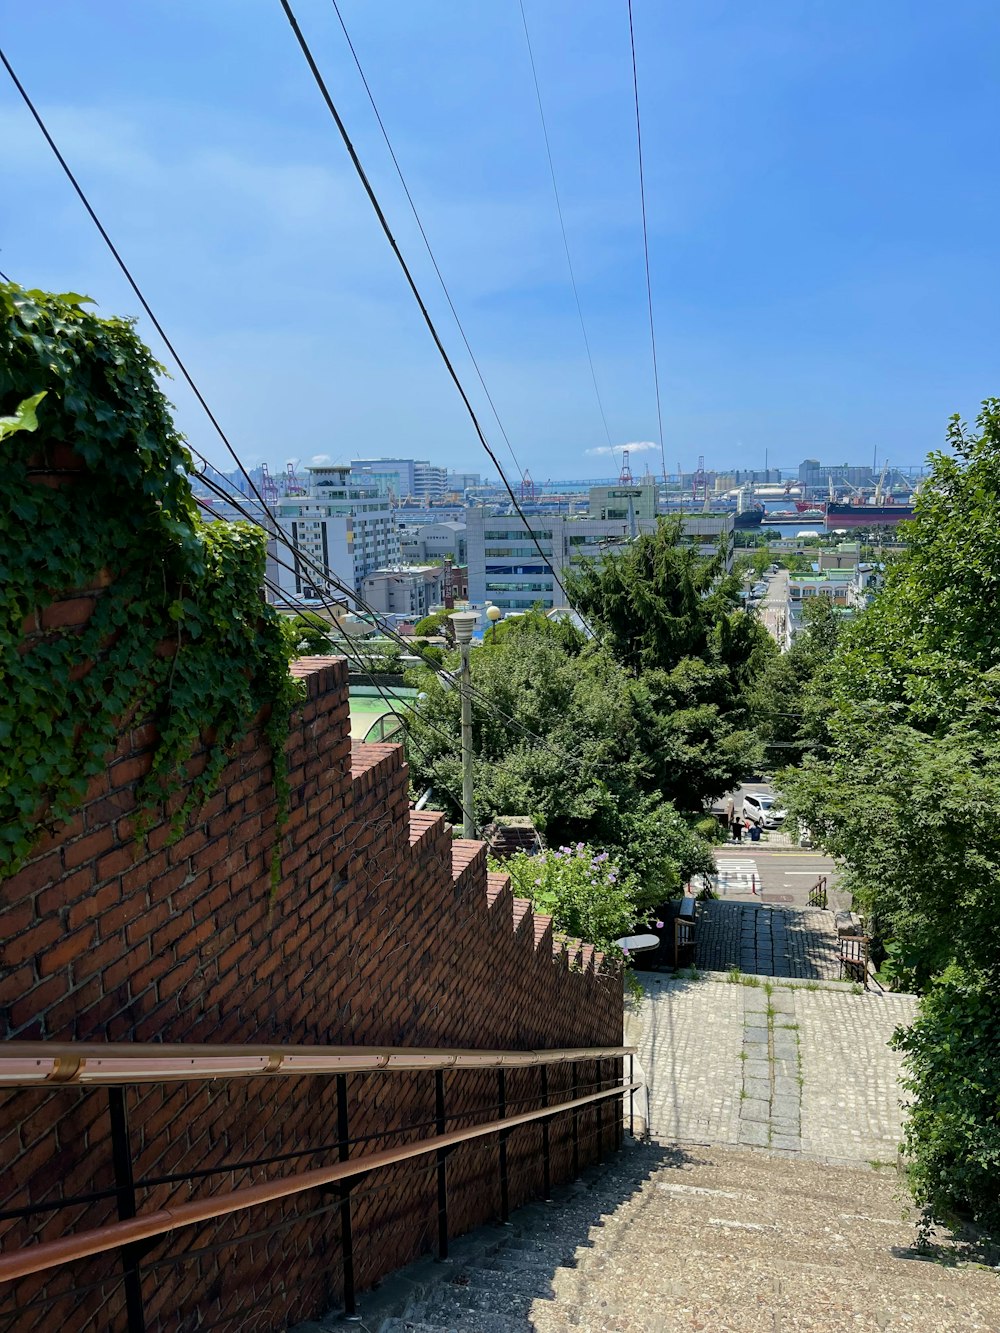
top-left (450, 612), bottom-right (479, 839)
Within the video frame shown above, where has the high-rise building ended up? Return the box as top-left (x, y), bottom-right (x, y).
top-left (351, 458), bottom-right (448, 504)
top-left (265, 466), bottom-right (398, 600)
top-left (466, 508), bottom-right (734, 612)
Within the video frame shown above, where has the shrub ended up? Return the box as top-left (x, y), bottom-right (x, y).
top-left (495, 843), bottom-right (658, 958)
top-left (892, 965), bottom-right (1000, 1234)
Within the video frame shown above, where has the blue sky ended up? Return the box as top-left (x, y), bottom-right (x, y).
top-left (3, 1), bottom-right (998, 478)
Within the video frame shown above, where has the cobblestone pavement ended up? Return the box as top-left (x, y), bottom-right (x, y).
top-left (626, 974), bottom-right (745, 1145)
top-left (629, 972), bottom-right (918, 1163)
top-left (696, 899), bottom-right (841, 978)
top-left (796, 988), bottom-right (916, 1159)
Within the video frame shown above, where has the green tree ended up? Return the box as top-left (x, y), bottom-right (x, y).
top-left (405, 613), bottom-right (715, 902)
top-left (749, 595), bottom-right (843, 764)
top-left (284, 610), bottom-right (333, 656)
top-left (412, 610), bottom-right (453, 639)
top-left (563, 519), bottom-right (772, 800)
top-left (783, 402), bottom-right (1000, 1232)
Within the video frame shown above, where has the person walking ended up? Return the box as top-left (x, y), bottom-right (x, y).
top-left (725, 796), bottom-right (740, 843)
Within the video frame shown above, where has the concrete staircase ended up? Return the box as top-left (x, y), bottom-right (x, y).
top-left (329, 1139), bottom-right (1000, 1333)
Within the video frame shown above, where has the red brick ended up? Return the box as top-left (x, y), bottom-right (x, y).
top-left (37, 925), bottom-right (97, 977)
top-left (1, 917), bottom-right (64, 969)
top-left (5, 850), bottom-right (63, 895)
top-left (39, 596), bottom-right (94, 630)
top-left (62, 826), bottom-right (115, 870)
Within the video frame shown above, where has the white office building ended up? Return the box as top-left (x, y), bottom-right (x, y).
top-left (351, 457), bottom-right (448, 504)
top-left (466, 509), bottom-right (734, 611)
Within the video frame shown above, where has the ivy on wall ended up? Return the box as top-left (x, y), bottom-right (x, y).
top-left (0, 283), bottom-right (302, 881)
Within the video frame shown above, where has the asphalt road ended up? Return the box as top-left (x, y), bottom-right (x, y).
top-left (712, 780), bottom-right (845, 910)
top-left (713, 843), bottom-right (844, 909)
top-left (759, 568), bottom-right (789, 644)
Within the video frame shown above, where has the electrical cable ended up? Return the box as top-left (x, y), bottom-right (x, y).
top-left (276, 0), bottom-right (595, 634)
top-left (0, 39), bottom-right (596, 729)
top-left (329, 0), bottom-right (525, 485)
top-left (626, 0), bottom-right (668, 492)
top-left (192, 489), bottom-right (484, 829)
top-left (517, 0), bottom-right (617, 465)
top-left (194, 499), bottom-right (470, 787)
top-left (0, 46), bottom-right (614, 780)
top-left (192, 468), bottom-right (603, 777)
top-left (0, 45), bottom-right (279, 527)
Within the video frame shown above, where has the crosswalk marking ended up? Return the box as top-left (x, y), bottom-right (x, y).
top-left (713, 857), bottom-right (761, 897)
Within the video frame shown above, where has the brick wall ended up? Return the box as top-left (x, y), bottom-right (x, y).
top-left (0, 654), bottom-right (623, 1331)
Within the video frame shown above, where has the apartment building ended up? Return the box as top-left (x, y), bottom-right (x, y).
top-left (362, 565), bottom-right (444, 618)
top-left (255, 465), bottom-right (399, 601)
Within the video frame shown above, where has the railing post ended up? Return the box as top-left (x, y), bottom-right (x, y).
top-left (629, 1053), bottom-right (635, 1139)
top-left (107, 1087), bottom-right (146, 1333)
top-left (615, 1055), bottom-right (623, 1151)
top-left (539, 1064), bottom-right (551, 1202)
top-left (497, 1068), bottom-right (510, 1223)
top-left (434, 1070), bottom-right (449, 1261)
top-left (336, 1073), bottom-right (361, 1322)
top-left (571, 1061), bottom-right (580, 1179)
top-left (597, 1059), bottom-right (604, 1158)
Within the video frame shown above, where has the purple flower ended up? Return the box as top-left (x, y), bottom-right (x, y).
top-left (655, 919), bottom-right (664, 929)
top-left (608, 872), bottom-right (617, 883)
top-left (576, 842), bottom-right (584, 851)
top-left (622, 946), bottom-right (630, 957)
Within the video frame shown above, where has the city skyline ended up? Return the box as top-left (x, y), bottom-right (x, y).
top-left (3, 1), bottom-right (998, 477)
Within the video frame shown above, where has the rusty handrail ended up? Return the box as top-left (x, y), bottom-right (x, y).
top-left (0, 1080), bottom-right (638, 1283)
top-left (0, 1041), bottom-right (634, 1087)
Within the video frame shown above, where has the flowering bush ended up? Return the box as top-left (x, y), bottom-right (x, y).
top-left (495, 843), bottom-right (658, 959)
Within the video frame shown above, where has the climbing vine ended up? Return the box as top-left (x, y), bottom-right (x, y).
top-left (0, 283), bottom-right (302, 882)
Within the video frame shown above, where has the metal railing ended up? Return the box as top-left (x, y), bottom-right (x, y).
top-left (807, 875), bottom-right (828, 909)
top-left (0, 1041), bottom-right (638, 1330)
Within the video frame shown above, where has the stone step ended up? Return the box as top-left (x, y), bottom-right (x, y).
top-left (403, 1289), bottom-right (559, 1329)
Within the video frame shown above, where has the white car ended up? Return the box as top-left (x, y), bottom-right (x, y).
top-left (742, 793), bottom-right (787, 828)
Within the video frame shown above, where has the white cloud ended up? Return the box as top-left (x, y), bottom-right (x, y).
top-left (311, 454), bottom-right (331, 465)
top-left (584, 441), bottom-right (659, 457)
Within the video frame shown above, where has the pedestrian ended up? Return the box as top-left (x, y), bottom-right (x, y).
top-left (732, 816), bottom-right (743, 843)
top-left (724, 796), bottom-right (735, 841)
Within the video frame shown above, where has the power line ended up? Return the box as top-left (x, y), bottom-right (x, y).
top-left (0, 39), bottom-right (607, 778)
top-left (191, 468), bottom-right (577, 773)
top-left (277, 0), bottom-right (594, 634)
top-left (194, 493), bottom-right (481, 829)
top-left (517, 0), bottom-right (616, 464)
top-left (0, 44), bottom-right (278, 526)
top-left (328, 0), bottom-right (524, 485)
top-left (0, 42), bottom-right (541, 747)
top-left (626, 0), bottom-right (668, 491)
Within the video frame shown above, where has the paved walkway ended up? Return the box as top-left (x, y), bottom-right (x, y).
top-left (696, 899), bottom-right (841, 978)
top-left (627, 972), bottom-right (917, 1163)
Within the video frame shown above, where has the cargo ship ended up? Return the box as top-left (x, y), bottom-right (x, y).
top-left (733, 505), bottom-right (764, 530)
top-left (825, 500), bottom-right (915, 528)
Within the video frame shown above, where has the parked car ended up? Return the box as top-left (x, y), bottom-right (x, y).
top-left (742, 793), bottom-right (787, 828)
top-left (751, 582), bottom-right (768, 599)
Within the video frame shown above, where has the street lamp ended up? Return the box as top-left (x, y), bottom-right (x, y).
top-left (449, 611), bottom-right (479, 839)
top-left (486, 603), bottom-right (502, 642)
